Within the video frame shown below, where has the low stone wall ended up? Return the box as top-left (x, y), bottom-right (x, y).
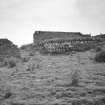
top-left (38, 38), bottom-right (95, 54)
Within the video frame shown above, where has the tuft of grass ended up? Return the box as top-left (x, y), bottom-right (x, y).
top-left (11, 103), bottom-right (24, 105)
top-left (94, 51), bottom-right (105, 63)
top-left (95, 46), bottom-right (102, 52)
top-left (3, 57), bottom-right (18, 68)
top-left (70, 70), bottom-right (80, 86)
top-left (22, 57), bottom-right (30, 62)
top-left (27, 62), bottom-right (35, 72)
top-left (4, 92), bottom-right (12, 99)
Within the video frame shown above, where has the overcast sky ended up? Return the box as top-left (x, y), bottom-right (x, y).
top-left (0, 0), bottom-right (105, 46)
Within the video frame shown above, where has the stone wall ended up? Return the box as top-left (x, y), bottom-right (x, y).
top-left (38, 38), bottom-right (94, 54)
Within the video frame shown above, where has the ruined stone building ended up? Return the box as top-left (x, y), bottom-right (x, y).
top-left (33, 31), bottom-right (91, 44)
top-left (33, 31), bottom-right (93, 54)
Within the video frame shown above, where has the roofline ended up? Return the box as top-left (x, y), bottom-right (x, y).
top-left (34, 30), bottom-right (83, 34)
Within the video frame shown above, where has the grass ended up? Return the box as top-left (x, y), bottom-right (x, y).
top-left (94, 51), bottom-right (105, 63)
top-left (0, 49), bottom-right (105, 105)
top-left (70, 70), bottom-right (80, 86)
top-left (3, 57), bottom-right (18, 68)
top-left (95, 46), bottom-right (102, 52)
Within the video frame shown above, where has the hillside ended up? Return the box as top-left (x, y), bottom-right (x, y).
top-left (0, 39), bottom-right (20, 59)
top-left (0, 41), bottom-right (105, 105)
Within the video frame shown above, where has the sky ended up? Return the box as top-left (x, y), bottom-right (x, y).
top-left (0, 0), bottom-right (105, 46)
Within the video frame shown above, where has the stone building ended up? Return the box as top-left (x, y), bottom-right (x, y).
top-left (33, 31), bottom-right (93, 54)
top-left (33, 31), bottom-right (91, 45)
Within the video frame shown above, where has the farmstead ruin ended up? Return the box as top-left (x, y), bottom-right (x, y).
top-left (33, 31), bottom-right (98, 54)
top-left (33, 31), bottom-right (91, 44)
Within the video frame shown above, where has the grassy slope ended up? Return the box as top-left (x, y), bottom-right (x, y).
top-left (0, 49), bottom-right (105, 105)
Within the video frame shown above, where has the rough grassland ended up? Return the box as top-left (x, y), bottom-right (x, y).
top-left (0, 50), bottom-right (105, 105)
